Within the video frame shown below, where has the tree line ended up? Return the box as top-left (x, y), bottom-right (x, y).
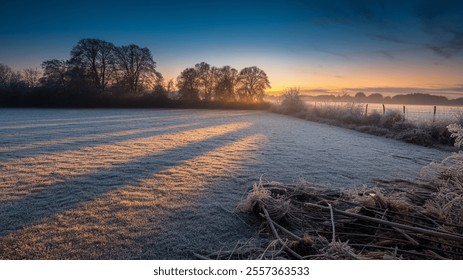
top-left (305, 92), bottom-right (463, 105)
top-left (0, 38), bottom-right (271, 108)
top-left (177, 62), bottom-right (270, 102)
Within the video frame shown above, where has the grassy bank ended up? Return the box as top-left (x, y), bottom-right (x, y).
top-left (197, 151), bottom-right (463, 260)
top-left (270, 90), bottom-right (462, 148)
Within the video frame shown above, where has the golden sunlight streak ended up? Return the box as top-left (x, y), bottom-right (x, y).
top-left (0, 122), bottom-right (251, 201)
top-left (0, 134), bottom-right (265, 259)
top-left (0, 122), bottom-right (200, 153)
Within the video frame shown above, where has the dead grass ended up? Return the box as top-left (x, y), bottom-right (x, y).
top-left (271, 93), bottom-right (458, 148)
top-left (200, 152), bottom-right (463, 260)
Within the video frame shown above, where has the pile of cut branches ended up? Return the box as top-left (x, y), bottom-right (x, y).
top-left (197, 152), bottom-right (463, 260)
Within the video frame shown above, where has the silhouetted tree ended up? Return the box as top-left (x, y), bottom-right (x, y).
top-left (22, 68), bottom-right (40, 88)
top-left (367, 93), bottom-right (384, 103)
top-left (0, 63), bottom-right (25, 89)
top-left (114, 44), bottom-right (160, 93)
top-left (194, 62), bottom-right (217, 100)
top-left (0, 63), bottom-right (22, 105)
top-left (70, 39), bottom-right (116, 92)
top-left (336, 92), bottom-right (353, 102)
top-left (177, 67), bottom-right (199, 100)
top-left (0, 63), bottom-right (13, 89)
top-left (165, 79), bottom-right (176, 94)
top-left (153, 78), bottom-right (176, 98)
top-left (40, 59), bottom-right (69, 89)
top-left (392, 93), bottom-right (448, 105)
top-left (215, 66), bottom-right (238, 101)
top-left (354, 91), bottom-right (366, 100)
top-left (237, 66), bottom-right (270, 102)
top-left (151, 83), bottom-right (168, 100)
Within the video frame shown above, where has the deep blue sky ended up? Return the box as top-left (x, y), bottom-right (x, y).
top-left (1, 0), bottom-right (463, 96)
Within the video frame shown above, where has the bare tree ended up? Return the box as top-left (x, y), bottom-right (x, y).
top-left (237, 66), bottom-right (271, 102)
top-left (176, 67), bottom-right (199, 100)
top-left (114, 44), bottom-right (160, 93)
top-left (215, 66), bottom-right (238, 101)
top-left (165, 79), bottom-right (176, 94)
top-left (153, 78), bottom-right (176, 98)
top-left (194, 62), bottom-right (218, 101)
top-left (23, 68), bottom-right (41, 88)
top-left (0, 63), bottom-right (13, 89)
top-left (40, 59), bottom-right (69, 89)
top-left (70, 38), bottom-right (116, 92)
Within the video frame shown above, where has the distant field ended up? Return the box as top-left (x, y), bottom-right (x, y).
top-left (304, 101), bottom-right (463, 124)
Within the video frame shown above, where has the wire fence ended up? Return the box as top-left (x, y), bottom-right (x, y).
top-left (306, 102), bottom-right (463, 124)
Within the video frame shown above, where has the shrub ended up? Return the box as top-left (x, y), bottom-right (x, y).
top-left (356, 125), bottom-right (389, 136)
top-left (394, 128), bottom-right (433, 146)
top-left (392, 121), bottom-right (415, 131)
top-left (364, 110), bottom-right (381, 125)
top-left (426, 123), bottom-right (452, 145)
top-left (280, 88), bottom-right (306, 114)
top-left (447, 123), bottom-right (463, 147)
top-left (339, 103), bottom-right (364, 124)
top-left (380, 110), bottom-right (404, 129)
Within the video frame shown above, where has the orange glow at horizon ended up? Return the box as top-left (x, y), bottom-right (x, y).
top-left (264, 62), bottom-right (463, 96)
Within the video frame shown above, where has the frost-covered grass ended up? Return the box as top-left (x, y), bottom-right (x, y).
top-left (0, 134), bottom-right (263, 259)
top-left (272, 91), bottom-right (462, 148)
top-left (448, 123), bottom-right (463, 148)
top-left (0, 109), bottom-right (449, 259)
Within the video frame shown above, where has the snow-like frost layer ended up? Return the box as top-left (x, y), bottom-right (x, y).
top-left (0, 109), bottom-right (449, 259)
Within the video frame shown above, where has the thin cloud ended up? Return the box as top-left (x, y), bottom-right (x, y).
top-left (377, 50), bottom-right (395, 60)
top-left (313, 1), bottom-right (463, 59)
top-left (367, 33), bottom-right (416, 45)
top-left (414, 1), bottom-right (463, 57)
top-left (425, 30), bottom-right (463, 58)
top-left (311, 46), bottom-right (350, 60)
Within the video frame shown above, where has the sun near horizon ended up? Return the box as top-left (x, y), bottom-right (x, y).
top-left (1, 1), bottom-right (462, 100)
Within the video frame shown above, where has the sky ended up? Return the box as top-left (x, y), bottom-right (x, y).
top-left (1, 0), bottom-right (463, 97)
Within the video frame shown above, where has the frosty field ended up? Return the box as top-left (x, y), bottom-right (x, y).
top-left (0, 109), bottom-right (449, 259)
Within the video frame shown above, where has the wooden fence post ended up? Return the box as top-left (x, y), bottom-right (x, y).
top-left (365, 104), bottom-right (368, 117)
top-left (382, 104), bottom-right (385, 115)
top-left (403, 105), bottom-right (406, 121)
top-left (433, 106), bottom-right (436, 123)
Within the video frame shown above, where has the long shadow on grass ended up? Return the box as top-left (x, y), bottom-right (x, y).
top-left (0, 121), bottom-right (204, 160)
top-left (0, 126), bottom-right (254, 237)
top-left (0, 111), bottom-right (258, 159)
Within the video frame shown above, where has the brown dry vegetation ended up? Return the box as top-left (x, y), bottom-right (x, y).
top-left (198, 152), bottom-right (463, 260)
top-left (272, 90), bottom-right (461, 148)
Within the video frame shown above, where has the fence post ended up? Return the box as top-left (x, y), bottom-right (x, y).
top-left (382, 104), bottom-right (385, 115)
top-left (433, 106), bottom-right (436, 123)
top-left (403, 105), bottom-right (406, 121)
top-left (365, 104), bottom-right (368, 117)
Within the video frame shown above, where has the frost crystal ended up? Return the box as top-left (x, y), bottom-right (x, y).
top-left (447, 123), bottom-right (463, 147)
